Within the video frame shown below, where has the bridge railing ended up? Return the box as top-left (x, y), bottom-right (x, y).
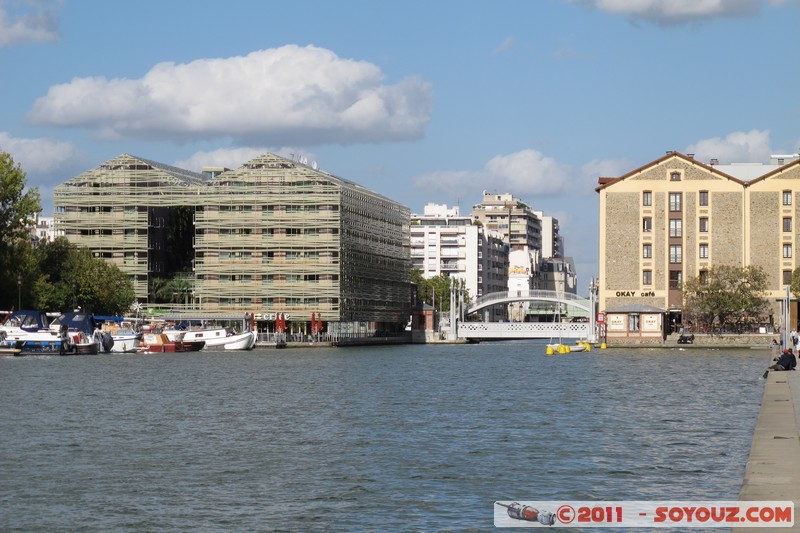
top-left (457, 321), bottom-right (590, 339)
top-left (469, 289), bottom-right (590, 313)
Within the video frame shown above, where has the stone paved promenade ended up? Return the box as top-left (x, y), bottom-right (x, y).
top-left (734, 353), bottom-right (800, 532)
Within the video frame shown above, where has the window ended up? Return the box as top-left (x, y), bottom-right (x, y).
top-left (784, 191), bottom-right (792, 206)
top-left (669, 270), bottom-right (682, 289)
top-left (784, 217), bottom-right (792, 232)
top-left (629, 314), bottom-right (640, 332)
top-left (643, 244), bottom-right (652, 259)
top-left (643, 270), bottom-right (652, 285)
top-left (643, 217), bottom-right (652, 233)
top-left (669, 245), bottom-right (682, 263)
top-left (670, 172), bottom-right (681, 181)
top-left (784, 271), bottom-right (793, 285)
top-left (699, 217), bottom-right (709, 232)
top-left (784, 244), bottom-right (792, 258)
top-left (699, 191), bottom-right (709, 206)
top-left (643, 191), bottom-right (652, 206)
top-left (669, 193), bottom-right (682, 212)
top-left (669, 219), bottom-right (682, 238)
top-left (699, 243), bottom-right (709, 259)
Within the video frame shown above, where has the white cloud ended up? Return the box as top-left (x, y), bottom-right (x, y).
top-left (412, 149), bottom-right (633, 203)
top-left (173, 146), bottom-right (316, 173)
top-left (485, 150), bottom-right (573, 194)
top-left (575, 0), bottom-right (761, 24)
top-left (0, 131), bottom-right (88, 215)
top-left (28, 45), bottom-right (434, 145)
top-left (0, 2), bottom-right (59, 47)
top-left (685, 129), bottom-right (772, 164)
top-left (0, 131), bottom-right (80, 174)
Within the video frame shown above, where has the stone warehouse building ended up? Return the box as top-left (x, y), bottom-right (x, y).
top-left (596, 151), bottom-right (800, 340)
top-left (54, 153), bottom-right (412, 329)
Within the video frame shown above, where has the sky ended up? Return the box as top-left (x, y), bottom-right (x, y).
top-left (2, 0), bottom-right (799, 290)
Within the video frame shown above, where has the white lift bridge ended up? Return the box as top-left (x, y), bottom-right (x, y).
top-left (451, 289), bottom-right (597, 341)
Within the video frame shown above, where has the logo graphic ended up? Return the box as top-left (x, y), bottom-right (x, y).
top-left (493, 500), bottom-right (794, 528)
top-left (496, 502), bottom-right (555, 525)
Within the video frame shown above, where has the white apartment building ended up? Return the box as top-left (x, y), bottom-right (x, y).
top-left (28, 215), bottom-right (58, 245)
top-left (410, 203), bottom-right (508, 320)
top-left (534, 211), bottom-right (563, 259)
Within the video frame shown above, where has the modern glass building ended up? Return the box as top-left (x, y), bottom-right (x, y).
top-left (54, 153), bottom-right (412, 329)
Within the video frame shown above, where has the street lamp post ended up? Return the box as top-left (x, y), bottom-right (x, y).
top-left (588, 277), bottom-right (599, 343)
top-left (17, 273), bottom-right (22, 309)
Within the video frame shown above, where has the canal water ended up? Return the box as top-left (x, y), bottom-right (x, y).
top-left (1, 343), bottom-right (768, 532)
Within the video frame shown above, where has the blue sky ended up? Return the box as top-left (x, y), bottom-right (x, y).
top-left (2, 0), bottom-right (799, 289)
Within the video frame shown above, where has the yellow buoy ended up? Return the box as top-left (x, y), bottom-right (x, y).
top-left (546, 345), bottom-right (555, 355)
top-left (600, 342), bottom-right (607, 349)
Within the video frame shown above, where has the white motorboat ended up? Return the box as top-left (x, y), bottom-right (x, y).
top-left (0, 310), bottom-right (62, 354)
top-left (165, 327), bottom-right (256, 350)
top-left (220, 330), bottom-right (257, 350)
top-left (110, 327), bottom-right (143, 353)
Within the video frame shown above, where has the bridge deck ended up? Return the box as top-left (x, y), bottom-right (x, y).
top-left (457, 322), bottom-right (590, 339)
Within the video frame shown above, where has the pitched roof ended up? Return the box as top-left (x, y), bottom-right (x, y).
top-left (746, 157), bottom-right (800, 186)
top-left (594, 151), bottom-right (745, 192)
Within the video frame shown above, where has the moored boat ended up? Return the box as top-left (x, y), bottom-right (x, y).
top-left (0, 310), bottom-right (63, 354)
top-left (221, 330), bottom-right (257, 350)
top-left (164, 326), bottom-right (257, 351)
top-left (546, 342), bottom-right (590, 354)
top-left (98, 319), bottom-right (142, 353)
top-left (49, 312), bottom-right (115, 355)
top-left (137, 333), bottom-right (205, 353)
top-left (110, 327), bottom-right (142, 353)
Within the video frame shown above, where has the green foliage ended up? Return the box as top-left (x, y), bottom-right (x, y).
top-left (410, 269), bottom-right (472, 313)
top-left (0, 153), bottom-right (135, 314)
top-left (682, 264), bottom-right (769, 331)
top-left (789, 267), bottom-right (800, 302)
top-left (0, 151), bottom-right (41, 308)
top-left (0, 152), bottom-right (41, 247)
top-left (150, 274), bottom-right (194, 304)
top-left (31, 237), bottom-right (135, 315)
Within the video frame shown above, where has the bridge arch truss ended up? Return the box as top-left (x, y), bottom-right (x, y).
top-left (467, 289), bottom-right (591, 315)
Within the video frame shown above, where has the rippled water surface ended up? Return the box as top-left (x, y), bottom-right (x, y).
top-left (0, 344), bottom-right (768, 531)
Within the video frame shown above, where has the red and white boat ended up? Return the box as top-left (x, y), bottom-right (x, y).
top-left (137, 333), bottom-right (205, 353)
top-left (164, 327), bottom-right (257, 350)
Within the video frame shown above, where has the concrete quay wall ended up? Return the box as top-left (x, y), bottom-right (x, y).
top-left (733, 357), bottom-right (800, 532)
top-left (608, 333), bottom-right (776, 348)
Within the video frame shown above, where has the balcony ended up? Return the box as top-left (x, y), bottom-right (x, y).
top-left (440, 261), bottom-right (464, 271)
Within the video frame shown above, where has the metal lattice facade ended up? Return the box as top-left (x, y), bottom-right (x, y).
top-left (54, 153), bottom-right (412, 325)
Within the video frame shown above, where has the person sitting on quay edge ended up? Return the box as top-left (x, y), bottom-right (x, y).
top-left (769, 349), bottom-right (797, 371)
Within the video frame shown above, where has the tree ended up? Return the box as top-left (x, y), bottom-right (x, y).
top-left (789, 267), bottom-right (800, 302)
top-left (31, 237), bottom-right (135, 315)
top-left (150, 274), bottom-right (194, 304)
top-left (409, 270), bottom-right (472, 313)
top-left (682, 264), bottom-right (769, 332)
top-left (0, 151), bottom-right (41, 308)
